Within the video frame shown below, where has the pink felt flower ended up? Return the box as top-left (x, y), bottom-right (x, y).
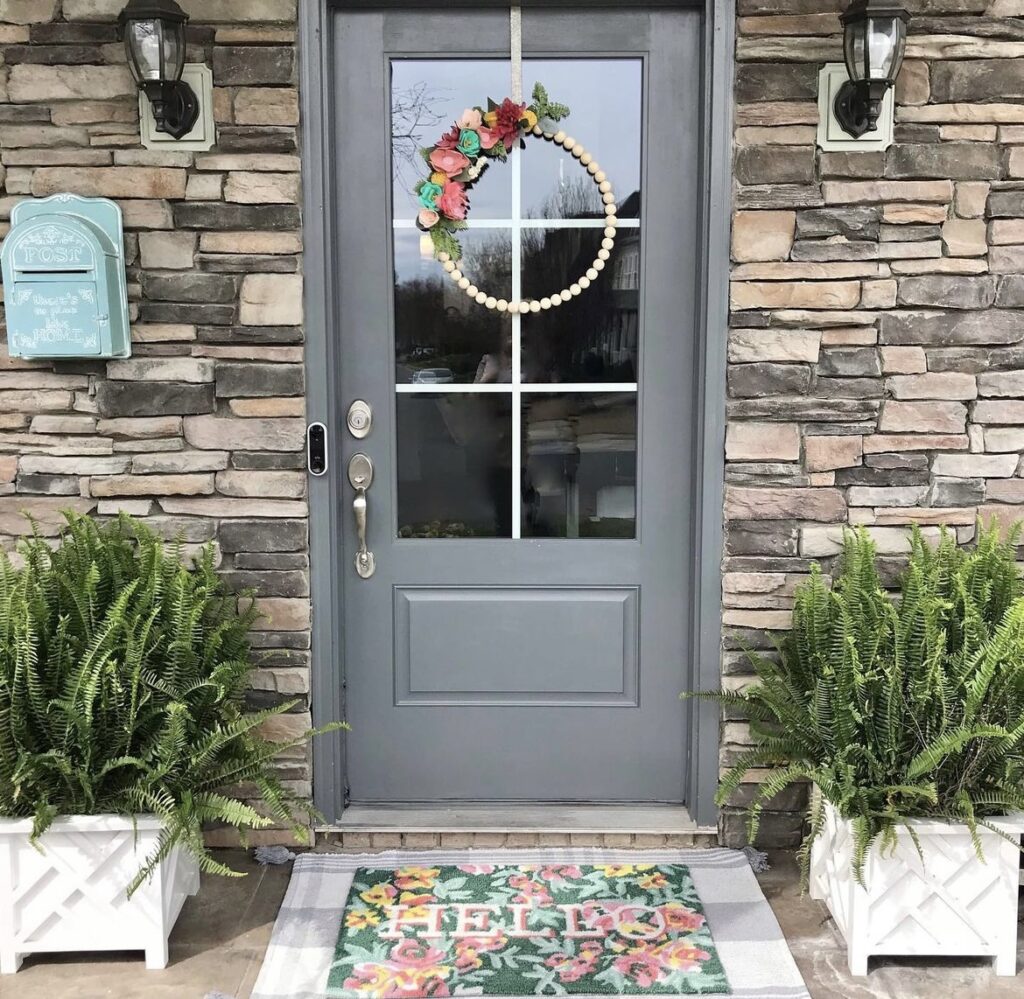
top-left (436, 181), bottom-right (468, 220)
top-left (476, 125), bottom-right (501, 150)
top-left (428, 147), bottom-right (470, 179)
top-left (418, 208), bottom-right (439, 229)
top-left (459, 107), bottom-right (483, 130)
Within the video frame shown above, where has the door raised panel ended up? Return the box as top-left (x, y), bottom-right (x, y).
top-left (395, 586), bottom-right (639, 706)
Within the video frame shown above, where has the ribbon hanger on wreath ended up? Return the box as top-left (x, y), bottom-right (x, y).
top-left (413, 5), bottom-right (619, 315)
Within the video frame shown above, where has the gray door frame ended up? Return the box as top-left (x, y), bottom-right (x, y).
top-left (299, 0), bottom-right (733, 827)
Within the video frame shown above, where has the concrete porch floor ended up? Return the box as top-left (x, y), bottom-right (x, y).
top-left (5, 850), bottom-right (1023, 998)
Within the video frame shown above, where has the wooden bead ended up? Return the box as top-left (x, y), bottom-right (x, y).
top-left (497, 299), bottom-right (508, 312)
top-left (594, 170), bottom-right (606, 183)
top-left (475, 291), bottom-right (487, 304)
top-left (598, 248), bottom-right (610, 261)
top-left (520, 301), bottom-right (532, 313)
top-left (587, 162), bottom-right (599, 175)
top-left (485, 296), bottom-right (497, 309)
top-left (443, 260), bottom-right (456, 273)
top-left (450, 269), bottom-right (462, 281)
top-left (602, 191), bottom-right (616, 205)
top-left (578, 275), bottom-right (591, 289)
top-left (593, 258), bottom-right (605, 271)
top-left (601, 237), bottom-right (614, 251)
top-left (570, 283), bottom-right (581, 296)
top-left (598, 180), bottom-right (612, 194)
top-left (551, 292), bottom-right (563, 305)
top-left (604, 204), bottom-right (617, 217)
top-left (543, 131), bottom-right (554, 140)
top-left (586, 267), bottom-right (598, 281)
top-left (604, 225), bottom-right (617, 238)
top-left (529, 300), bottom-right (541, 313)
top-left (580, 152), bottom-right (592, 165)
top-left (466, 284), bottom-right (478, 296)
top-left (553, 130), bottom-right (566, 144)
top-left (562, 137), bottom-right (576, 151)
top-left (532, 124), bottom-right (543, 135)
top-left (560, 288), bottom-right (572, 300)
top-left (438, 251), bottom-right (450, 263)
top-left (458, 276), bottom-right (470, 290)
top-left (541, 297), bottom-right (552, 309)
top-left (572, 145), bottom-right (584, 158)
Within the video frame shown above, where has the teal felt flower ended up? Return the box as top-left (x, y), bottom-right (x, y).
top-left (418, 181), bottom-right (443, 210)
top-left (457, 128), bottom-right (481, 157)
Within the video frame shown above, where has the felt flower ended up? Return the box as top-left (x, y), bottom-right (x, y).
top-left (457, 128), bottom-right (481, 157)
top-left (429, 170), bottom-right (448, 185)
top-left (428, 146), bottom-right (470, 179)
top-left (418, 181), bottom-right (443, 210)
top-left (477, 125), bottom-right (501, 150)
top-left (459, 107), bottom-right (483, 130)
top-left (485, 98), bottom-right (528, 147)
top-left (434, 123), bottom-right (462, 150)
top-left (436, 181), bottom-right (468, 220)
top-left (417, 208), bottom-right (439, 230)
top-left (521, 108), bottom-right (539, 130)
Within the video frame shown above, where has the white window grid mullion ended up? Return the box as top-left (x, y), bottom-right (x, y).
top-left (393, 218), bottom-right (638, 229)
top-left (396, 383), bottom-right (639, 394)
top-left (511, 144), bottom-right (523, 541)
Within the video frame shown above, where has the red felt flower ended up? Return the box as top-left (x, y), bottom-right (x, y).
top-left (486, 98), bottom-right (528, 148)
top-left (434, 123), bottom-right (462, 150)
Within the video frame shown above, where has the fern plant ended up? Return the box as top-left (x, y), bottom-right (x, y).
top-left (689, 522), bottom-right (1024, 886)
top-left (0, 512), bottom-right (345, 894)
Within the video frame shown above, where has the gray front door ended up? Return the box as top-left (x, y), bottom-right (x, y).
top-left (334, 6), bottom-right (701, 803)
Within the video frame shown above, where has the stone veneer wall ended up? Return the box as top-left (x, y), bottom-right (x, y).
top-left (5, 0), bottom-right (1024, 849)
top-left (0, 0), bottom-right (309, 843)
top-left (724, 0), bottom-right (1024, 846)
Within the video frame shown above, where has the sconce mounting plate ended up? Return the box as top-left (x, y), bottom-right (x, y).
top-left (817, 63), bottom-right (894, 153)
top-left (139, 63), bottom-right (216, 152)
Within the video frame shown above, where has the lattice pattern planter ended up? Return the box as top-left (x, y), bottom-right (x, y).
top-left (809, 800), bottom-right (1024, 976)
top-left (0, 815), bottom-right (200, 974)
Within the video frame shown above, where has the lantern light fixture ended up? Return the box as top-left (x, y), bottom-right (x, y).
top-left (117, 0), bottom-right (199, 140)
top-left (835, 0), bottom-right (910, 139)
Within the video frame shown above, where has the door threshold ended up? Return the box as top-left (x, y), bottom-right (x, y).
top-left (316, 804), bottom-right (719, 850)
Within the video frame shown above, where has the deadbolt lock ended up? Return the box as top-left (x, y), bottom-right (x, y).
top-left (347, 400), bottom-right (372, 439)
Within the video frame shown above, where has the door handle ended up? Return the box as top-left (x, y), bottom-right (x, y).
top-left (348, 452), bottom-right (375, 579)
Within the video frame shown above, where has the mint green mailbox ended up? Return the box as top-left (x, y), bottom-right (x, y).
top-left (1, 194), bottom-right (131, 359)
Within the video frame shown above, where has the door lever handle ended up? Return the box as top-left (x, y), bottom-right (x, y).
top-left (348, 452), bottom-right (376, 579)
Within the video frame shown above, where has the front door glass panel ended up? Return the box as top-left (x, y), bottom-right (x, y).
top-left (391, 57), bottom-right (642, 539)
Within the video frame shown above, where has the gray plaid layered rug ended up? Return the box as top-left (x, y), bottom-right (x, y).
top-left (251, 849), bottom-right (809, 999)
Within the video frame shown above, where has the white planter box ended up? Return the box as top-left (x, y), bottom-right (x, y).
top-left (810, 800), bottom-right (1024, 976)
top-left (0, 814), bottom-right (200, 974)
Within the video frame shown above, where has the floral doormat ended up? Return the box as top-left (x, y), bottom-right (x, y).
top-left (330, 863), bottom-right (727, 996)
top-left (251, 849), bottom-right (810, 999)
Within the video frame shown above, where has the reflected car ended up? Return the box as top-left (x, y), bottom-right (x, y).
top-left (411, 367), bottom-right (455, 384)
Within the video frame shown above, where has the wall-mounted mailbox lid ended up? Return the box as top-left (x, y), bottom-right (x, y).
top-left (1, 194), bottom-right (131, 359)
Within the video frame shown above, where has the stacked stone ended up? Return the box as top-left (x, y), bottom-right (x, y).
top-left (0, 0), bottom-right (308, 841)
top-left (725, 0), bottom-right (1024, 847)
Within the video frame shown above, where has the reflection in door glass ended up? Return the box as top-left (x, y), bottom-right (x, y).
top-left (398, 394), bottom-right (513, 538)
top-left (522, 394), bottom-right (637, 539)
top-left (391, 60), bottom-right (514, 219)
top-left (521, 59), bottom-right (642, 220)
top-left (522, 227), bottom-right (639, 383)
top-left (395, 228), bottom-right (513, 384)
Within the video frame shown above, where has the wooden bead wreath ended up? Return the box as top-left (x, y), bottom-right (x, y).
top-left (414, 83), bottom-right (618, 315)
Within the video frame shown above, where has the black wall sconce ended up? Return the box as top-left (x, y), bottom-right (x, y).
top-left (835, 0), bottom-right (910, 139)
top-left (118, 0), bottom-right (199, 140)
